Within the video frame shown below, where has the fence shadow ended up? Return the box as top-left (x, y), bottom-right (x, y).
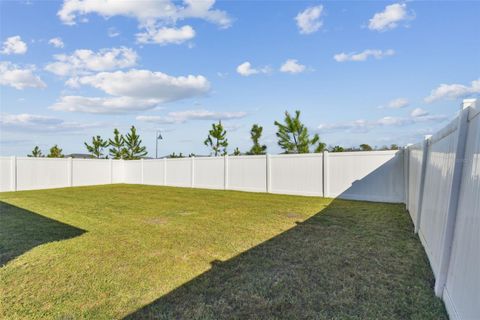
top-left (124, 197), bottom-right (446, 319)
top-left (0, 201), bottom-right (85, 266)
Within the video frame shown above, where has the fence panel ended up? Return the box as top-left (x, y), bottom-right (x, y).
top-left (418, 120), bottom-right (459, 277)
top-left (16, 157), bottom-right (69, 191)
top-left (72, 159), bottom-right (111, 187)
top-left (0, 157), bottom-right (12, 192)
top-left (328, 151), bottom-right (404, 202)
top-left (142, 160), bottom-right (165, 185)
top-left (407, 142), bottom-right (425, 223)
top-left (270, 153), bottom-right (323, 196)
top-left (194, 157), bottom-right (224, 189)
top-left (443, 105), bottom-right (480, 320)
top-left (111, 160), bottom-right (124, 183)
top-left (165, 158), bottom-right (192, 187)
top-left (123, 160), bottom-right (142, 184)
top-left (227, 155), bottom-right (266, 192)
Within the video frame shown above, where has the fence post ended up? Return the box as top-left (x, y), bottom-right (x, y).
top-left (191, 156), bottom-right (195, 188)
top-left (224, 155), bottom-right (229, 190)
top-left (68, 157), bottom-right (73, 187)
top-left (10, 156), bottom-right (17, 191)
top-left (434, 99), bottom-right (474, 297)
top-left (414, 135), bottom-right (432, 233)
top-left (322, 151), bottom-right (329, 198)
top-left (163, 158), bottom-right (167, 186)
top-left (403, 145), bottom-right (412, 206)
top-left (266, 154), bottom-right (271, 193)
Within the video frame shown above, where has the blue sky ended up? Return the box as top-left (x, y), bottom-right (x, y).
top-left (1, 0), bottom-right (479, 157)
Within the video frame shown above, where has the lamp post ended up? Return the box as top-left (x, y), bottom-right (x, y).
top-left (155, 130), bottom-right (163, 158)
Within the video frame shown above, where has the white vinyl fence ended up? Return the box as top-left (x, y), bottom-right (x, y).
top-left (0, 150), bottom-right (404, 202)
top-left (405, 99), bottom-right (479, 320)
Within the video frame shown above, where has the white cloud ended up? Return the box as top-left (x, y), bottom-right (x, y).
top-left (57, 0), bottom-right (232, 39)
top-left (48, 37), bottom-right (65, 48)
top-left (280, 59), bottom-right (306, 74)
top-left (295, 5), bottom-right (323, 34)
top-left (58, 1), bottom-right (230, 46)
top-left (410, 108), bottom-right (428, 118)
top-left (137, 109), bottom-right (247, 124)
top-left (378, 98), bottom-right (409, 109)
top-left (333, 49), bottom-right (395, 62)
top-left (424, 79), bottom-right (480, 103)
top-left (74, 69), bottom-right (210, 101)
top-left (0, 61), bottom-right (46, 90)
top-left (318, 112), bottom-right (447, 133)
top-left (0, 113), bottom-right (100, 132)
top-left (136, 25), bottom-right (195, 45)
top-left (49, 96), bottom-right (160, 114)
top-left (45, 47), bottom-right (137, 76)
top-left (368, 3), bottom-right (413, 31)
top-left (50, 69), bottom-right (210, 114)
top-left (236, 62), bottom-right (270, 76)
top-left (1, 36), bottom-right (27, 55)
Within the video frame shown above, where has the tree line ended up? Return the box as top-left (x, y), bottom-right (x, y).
top-left (27, 110), bottom-right (400, 158)
top-left (28, 126), bottom-right (147, 159)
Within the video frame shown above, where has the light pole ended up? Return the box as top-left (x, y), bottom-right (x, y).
top-left (155, 130), bottom-right (163, 158)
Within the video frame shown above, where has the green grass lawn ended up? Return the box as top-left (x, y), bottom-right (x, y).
top-left (0, 184), bottom-right (446, 319)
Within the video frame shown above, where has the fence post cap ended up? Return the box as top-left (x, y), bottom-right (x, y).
top-left (462, 98), bottom-right (477, 109)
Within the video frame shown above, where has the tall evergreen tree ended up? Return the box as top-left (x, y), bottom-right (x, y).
top-left (274, 110), bottom-right (322, 154)
top-left (28, 146), bottom-right (43, 157)
top-left (84, 135), bottom-right (108, 158)
top-left (314, 141), bottom-right (327, 153)
top-left (124, 126), bottom-right (147, 160)
top-left (248, 124), bottom-right (267, 155)
top-left (47, 145), bottom-right (64, 158)
top-left (204, 121), bottom-right (228, 156)
top-left (108, 128), bottom-right (125, 159)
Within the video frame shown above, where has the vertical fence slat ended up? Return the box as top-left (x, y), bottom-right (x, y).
top-left (323, 151), bottom-right (329, 198)
top-left (266, 154), bottom-right (271, 193)
top-left (434, 101), bottom-right (471, 296)
top-left (224, 155), bottom-right (229, 190)
top-left (415, 135), bottom-right (431, 233)
top-left (10, 156), bottom-right (17, 191)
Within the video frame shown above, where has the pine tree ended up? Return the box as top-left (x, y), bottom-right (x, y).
top-left (108, 128), bottom-right (125, 159)
top-left (28, 146), bottom-right (43, 157)
top-left (124, 126), bottom-right (147, 160)
top-left (314, 142), bottom-right (327, 153)
top-left (248, 124), bottom-right (267, 155)
top-left (47, 145), bottom-right (64, 158)
top-left (204, 121), bottom-right (228, 156)
top-left (274, 110), bottom-right (322, 154)
top-left (84, 135), bottom-right (108, 158)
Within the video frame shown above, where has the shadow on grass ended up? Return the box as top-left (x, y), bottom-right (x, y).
top-left (0, 201), bottom-right (85, 266)
top-left (125, 199), bottom-right (447, 320)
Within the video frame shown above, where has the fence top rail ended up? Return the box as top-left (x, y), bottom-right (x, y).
top-left (11, 157), bottom-right (70, 161)
top-left (269, 153), bottom-right (323, 158)
top-left (468, 100), bottom-right (480, 121)
top-left (328, 150), bottom-right (400, 157)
